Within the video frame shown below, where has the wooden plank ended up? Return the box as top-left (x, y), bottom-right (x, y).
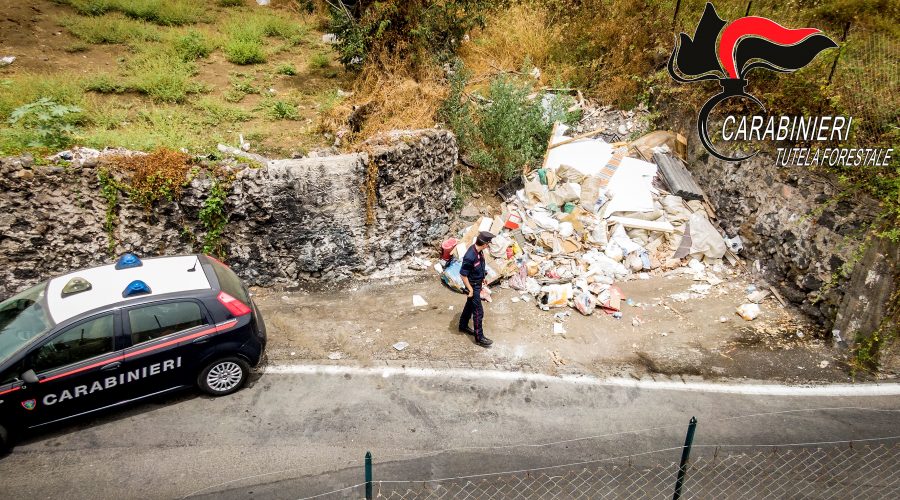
top-left (539, 122), bottom-right (561, 170)
top-left (768, 285), bottom-right (787, 307)
top-left (609, 216), bottom-right (675, 233)
top-left (546, 126), bottom-right (606, 151)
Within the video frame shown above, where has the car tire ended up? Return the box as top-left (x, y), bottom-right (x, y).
top-left (197, 357), bottom-right (250, 396)
top-left (0, 424), bottom-right (9, 453)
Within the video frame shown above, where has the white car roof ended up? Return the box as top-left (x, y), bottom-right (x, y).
top-left (45, 255), bottom-right (212, 324)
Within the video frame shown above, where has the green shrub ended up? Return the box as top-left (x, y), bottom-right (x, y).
top-left (328, 0), bottom-right (496, 70)
top-left (260, 98), bottom-right (299, 120)
top-left (308, 52), bottom-right (330, 70)
top-left (125, 47), bottom-right (203, 103)
top-left (60, 14), bottom-right (162, 45)
top-left (439, 62), bottom-right (578, 181)
top-left (175, 30), bottom-right (213, 61)
top-left (114, 0), bottom-right (205, 26)
top-left (69, 0), bottom-right (114, 16)
top-left (194, 99), bottom-right (251, 126)
top-left (260, 15), bottom-right (307, 44)
top-left (8, 98), bottom-right (82, 149)
top-left (224, 36), bottom-right (266, 64)
top-left (276, 63), bottom-right (298, 76)
top-left (221, 11), bottom-right (309, 65)
top-left (84, 74), bottom-right (127, 94)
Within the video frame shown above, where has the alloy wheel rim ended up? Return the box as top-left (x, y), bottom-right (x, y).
top-left (207, 361), bottom-right (243, 392)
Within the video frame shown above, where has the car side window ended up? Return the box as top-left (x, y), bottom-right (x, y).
top-left (32, 315), bottom-right (115, 374)
top-left (128, 301), bottom-right (205, 345)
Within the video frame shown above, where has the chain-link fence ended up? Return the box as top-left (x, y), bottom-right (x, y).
top-left (360, 444), bottom-right (899, 499)
top-left (299, 432), bottom-right (900, 499)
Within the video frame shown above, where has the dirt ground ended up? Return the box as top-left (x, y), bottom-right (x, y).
top-left (253, 265), bottom-right (857, 384)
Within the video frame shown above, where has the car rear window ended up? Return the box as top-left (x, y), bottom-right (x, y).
top-left (129, 301), bottom-right (205, 345)
top-left (209, 259), bottom-right (250, 304)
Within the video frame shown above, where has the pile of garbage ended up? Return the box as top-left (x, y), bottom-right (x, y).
top-left (440, 124), bottom-right (744, 318)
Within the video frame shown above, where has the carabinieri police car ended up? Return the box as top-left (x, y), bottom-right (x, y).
top-left (0, 254), bottom-right (266, 450)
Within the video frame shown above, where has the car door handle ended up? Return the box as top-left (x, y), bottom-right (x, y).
top-left (101, 362), bottom-right (121, 371)
top-left (192, 335), bottom-right (210, 344)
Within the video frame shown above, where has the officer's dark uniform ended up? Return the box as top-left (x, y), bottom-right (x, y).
top-left (459, 234), bottom-right (493, 346)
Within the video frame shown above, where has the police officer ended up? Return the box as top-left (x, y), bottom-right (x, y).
top-left (458, 231), bottom-right (494, 347)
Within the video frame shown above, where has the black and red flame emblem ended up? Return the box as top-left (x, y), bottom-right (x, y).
top-left (669, 2), bottom-right (837, 161)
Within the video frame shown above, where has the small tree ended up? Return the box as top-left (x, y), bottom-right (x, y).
top-left (8, 97), bottom-right (82, 149)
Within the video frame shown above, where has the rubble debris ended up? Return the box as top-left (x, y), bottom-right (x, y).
top-left (328, 352), bottom-right (343, 360)
top-left (0, 56), bottom-right (15, 67)
top-left (737, 303), bottom-right (761, 321)
top-left (747, 289), bottom-right (771, 304)
top-left (653, 151), bottom-right (705, 201)
top-left (438, 118), bottom-right (741, 323)
top-left (393, 341), bottom-right (409, 351)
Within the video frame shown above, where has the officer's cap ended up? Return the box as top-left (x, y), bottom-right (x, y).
top-left (476, 231), bottom-right (495, 245)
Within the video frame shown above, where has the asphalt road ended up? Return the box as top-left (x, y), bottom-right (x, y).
top-left (0, 367), bottom-right (898, 499)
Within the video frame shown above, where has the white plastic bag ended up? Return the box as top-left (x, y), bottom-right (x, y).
top-left (574, 291), bottom-right (596, 315)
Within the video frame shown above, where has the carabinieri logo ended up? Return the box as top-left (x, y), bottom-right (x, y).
top-left (668, 2), bottom-right (837, 161)
top-left (21, 399), bottom-right (36, 410)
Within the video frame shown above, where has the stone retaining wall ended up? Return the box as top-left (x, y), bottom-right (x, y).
top-left (0, 129), bottom-right (456, 298)
top-left (687, 148), bottom-right (897, 349)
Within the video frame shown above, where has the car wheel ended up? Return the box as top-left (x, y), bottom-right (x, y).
top-left (197, 357), bottom-right (250, 396)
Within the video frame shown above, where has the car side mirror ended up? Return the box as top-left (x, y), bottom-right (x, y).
top-left (21, 369), bottom-right (38, 384)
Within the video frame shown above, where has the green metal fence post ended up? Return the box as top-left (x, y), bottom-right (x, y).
top-left (673, 417), bottom-right (697, 500)
top-left (365, 451), bottom-right (373, 500)
top-left (827, 22), bottom-right (851, 86)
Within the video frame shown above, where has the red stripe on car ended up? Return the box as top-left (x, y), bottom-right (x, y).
top-left (39, 319), bottom-right (239, 383)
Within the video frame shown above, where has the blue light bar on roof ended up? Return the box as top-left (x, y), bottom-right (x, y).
top-left (122, 280), bottom-right (152, 298)
top-left (115, 253), bottom-right (143, 270)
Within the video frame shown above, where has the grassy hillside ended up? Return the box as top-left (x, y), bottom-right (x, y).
top-left (0, 0), bottom-right (349, 156)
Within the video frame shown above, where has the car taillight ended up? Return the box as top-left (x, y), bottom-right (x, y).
top-left (206, 254), bottom-right (229, 268)
top-left (217, 291), bottom-right (251, 317)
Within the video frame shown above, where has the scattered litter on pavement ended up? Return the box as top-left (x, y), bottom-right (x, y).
top-left (0, 56), bottom-right (15, 67)
top-left (393, 341), bottom-right (409, 351)
top-left (328, 352), bottom-right (343, 360)
top-left (819, 360), bottom-right (829, 368)
top-left (412, 295), bottom-right (428, 307)
top-left (737, 303), bottom-right (761, 321)
top-left (553, 322), bottom-right (566, 335)
top-left (748, 290), bottom-right (771, 303)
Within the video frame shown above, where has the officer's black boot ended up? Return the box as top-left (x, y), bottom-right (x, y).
top-left (459, 325), bottom-right (475, 335)
top-left (475, 335), bottom-right (493, 347)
